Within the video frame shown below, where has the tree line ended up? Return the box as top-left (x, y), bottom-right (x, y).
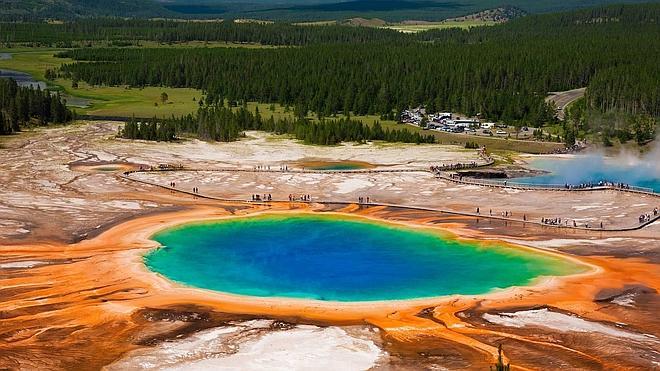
top-left (0, 78), bottom-right (74, 135)
top-left (120, 104), bottom-right (435, 145)
top-left (0, 18), bottom-right (407, 46)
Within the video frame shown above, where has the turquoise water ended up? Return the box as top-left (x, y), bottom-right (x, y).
top-left (307, 162), bottom-right (367, 171)
top-left (518, 156), bottom-right (660, 192)
top-left (312, 164), bottom-right (361, 170)
top-left (145, 214), bottom-right (582, 302)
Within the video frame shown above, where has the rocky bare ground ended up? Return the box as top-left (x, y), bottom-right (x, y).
top-left (1, 121), bottom-right (659, 370)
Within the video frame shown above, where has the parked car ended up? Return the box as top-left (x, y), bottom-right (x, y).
top-left (496, 130), bottom-right (507, 135)
top-left (483, 129), bottom-right (493, 136)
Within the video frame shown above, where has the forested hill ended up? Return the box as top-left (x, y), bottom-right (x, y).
top-left (0, 0), bottom-right (173, 21)
top-left (57, 3), bottom-right (660, 125)
top-left (2, 3), bottom-right (658, 46)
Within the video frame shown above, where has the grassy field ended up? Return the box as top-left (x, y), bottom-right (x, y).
top-left (381, 19), bottom-right (496, 33)
top-left (0, 48), bottom-right (204, 117)
top-left (378, 121), bottom-right (563, 153)
top-left (293, 20), bottom-right (338, 26)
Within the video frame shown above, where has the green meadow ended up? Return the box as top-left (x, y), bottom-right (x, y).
top-left (381, 19), bottom-right (496, 33)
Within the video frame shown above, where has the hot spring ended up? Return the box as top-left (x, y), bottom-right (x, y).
top-left (298, 160), bottom-right (373, 171)
top-left (145, 214), bottom-right (585, 302)
top-left (518, 155), bottom-right (660, 192)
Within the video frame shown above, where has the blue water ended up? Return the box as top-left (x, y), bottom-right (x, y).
top-left (145, 214), bottom-right (582, 302)
top-left (0, 68), bottom-right (91, 107)
top-left (304, 161), bottom-right (370, 171)
top-left (0, 69), bottom-right (47, 90)
top-left (517, 155), bottom-right (660, 192)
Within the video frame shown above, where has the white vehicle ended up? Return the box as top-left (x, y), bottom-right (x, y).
top-left (496, 130), bottom-right (507, 135)
top-left (480, 122), bottom-right (495, 129)
top-left (454, 119), bottom-right (479, 127)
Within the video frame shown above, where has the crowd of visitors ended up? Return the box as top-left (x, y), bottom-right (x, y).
top-left (639, 208), bottom-right (659, 223)
top-left (430, 162), bottom-right (478, 173)
top-left (289, 194), bottom-right (311, 202)
top-left (541, 217), bottom-right (565, 226)
top-left (252, 194), bottom-right (272, 201)
top-left (540, 218), bottom-right (598, 228)
top-left (563, 181), bottom-right (632, 190)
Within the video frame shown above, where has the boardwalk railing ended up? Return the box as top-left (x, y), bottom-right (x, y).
top-left (125, 167), bottom-right (432, 175)
top-left (118, 170), bottom-right (660, 232)
top-left (437, 172), bottom-right (658, 197)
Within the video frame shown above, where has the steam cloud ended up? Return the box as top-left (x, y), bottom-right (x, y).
top-left (529, 137), bottom-right (659, 190)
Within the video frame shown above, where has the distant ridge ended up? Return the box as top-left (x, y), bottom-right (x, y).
top-left (443, 6), bottom-right (527, 23)
top-left (0, 0), bottom-right (656, 21)
top-left (0, 0), bottom-right (173, 20)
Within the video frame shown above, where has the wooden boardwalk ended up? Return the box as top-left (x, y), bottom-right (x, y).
top-left (119, 169), bottom-right (660, 232)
